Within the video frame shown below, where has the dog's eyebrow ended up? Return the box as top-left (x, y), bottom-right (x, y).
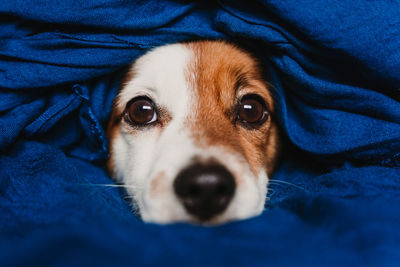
top-left (234, 70), bottom-right (250, 93)
top-left (143, 86), bottom-right (157, 94)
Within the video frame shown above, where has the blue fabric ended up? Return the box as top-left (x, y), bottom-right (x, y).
top-left (1, 0), bottom-right (400, 266)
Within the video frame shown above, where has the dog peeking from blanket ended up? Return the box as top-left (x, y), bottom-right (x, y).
top-left (107, 40), bottom-right (280, 225)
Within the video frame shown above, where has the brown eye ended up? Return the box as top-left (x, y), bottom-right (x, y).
top-left (125, 97), bottom-right (157, 126)
top-left (237, 94), bottom-right (269, 126)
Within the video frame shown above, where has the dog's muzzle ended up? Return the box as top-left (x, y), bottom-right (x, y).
top-left (173, 162), bottom-right (236, 221)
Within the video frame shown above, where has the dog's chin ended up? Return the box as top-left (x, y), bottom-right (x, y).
top-left (190, 208), bottom-right (265, 226)
top-left (137, 199), bottom-right (265, 226)
top-left (141, 212), bottom-right (263, 226)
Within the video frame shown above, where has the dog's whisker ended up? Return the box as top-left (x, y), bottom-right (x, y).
top-left (129, 202), bottom-right (141, 216)
top-left (78, 183), bottom-right (144, 189)
top-left (121, 195), bottom-right (141, 216)
top-left (266, 188), bottom-right (275, 198)
top-left (269, 180), bottom-right (305, 191)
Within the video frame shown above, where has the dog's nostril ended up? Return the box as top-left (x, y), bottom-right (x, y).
top-left (173, 163), bottom-right (236, 221)
top-left (217, 183), bottom-right (230, 195)
top-left (188, 185), bottom-right (200, 196)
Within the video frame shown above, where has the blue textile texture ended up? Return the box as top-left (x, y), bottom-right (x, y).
top-left (1, 0), bottom-right (400, 266)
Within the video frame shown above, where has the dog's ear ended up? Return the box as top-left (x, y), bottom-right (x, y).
top-left (106, 64), bottom-right (136, 176)
top-left (106, 102), bottom-right (121, 177)
top-left (265, 122), bottom-right (280, 177)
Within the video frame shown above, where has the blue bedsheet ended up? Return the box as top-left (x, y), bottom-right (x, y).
top-left (1, 1), bottom-right (400, 266)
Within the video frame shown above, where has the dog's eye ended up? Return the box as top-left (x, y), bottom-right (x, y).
top-left (125, 97), bottom-right (157, 126)
top-left (237, 94), bottom-right (268, 126)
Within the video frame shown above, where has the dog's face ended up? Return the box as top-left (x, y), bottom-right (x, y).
top-left (107, 41), bottom-right (279, 225)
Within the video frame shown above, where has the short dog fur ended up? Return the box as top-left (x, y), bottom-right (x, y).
top-left (107, 41), bottom-right (279, 225)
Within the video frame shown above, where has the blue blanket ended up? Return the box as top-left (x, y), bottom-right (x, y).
top-left (1, 1), bottom-right (400, 266)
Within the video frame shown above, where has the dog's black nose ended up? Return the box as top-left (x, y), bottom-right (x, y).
top-left (174, 163), bottom-right (236, 220)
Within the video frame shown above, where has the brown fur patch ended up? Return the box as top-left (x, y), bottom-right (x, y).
top-left (185, 41), bottom-right (279, 176)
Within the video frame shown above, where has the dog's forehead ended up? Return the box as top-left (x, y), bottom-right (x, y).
top-left (185, 41), bottom-right (271, 109)
top-left (117, 43), bottom-right (192, 115)
top-left (117, 41), bottom-right (268, 114)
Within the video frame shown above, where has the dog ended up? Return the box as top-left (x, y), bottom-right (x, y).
top-left (107, 40), bottom-right (279, 225)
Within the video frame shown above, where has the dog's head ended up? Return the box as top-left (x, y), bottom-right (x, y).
top-left (107, 41), bottom-right (279, 224)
